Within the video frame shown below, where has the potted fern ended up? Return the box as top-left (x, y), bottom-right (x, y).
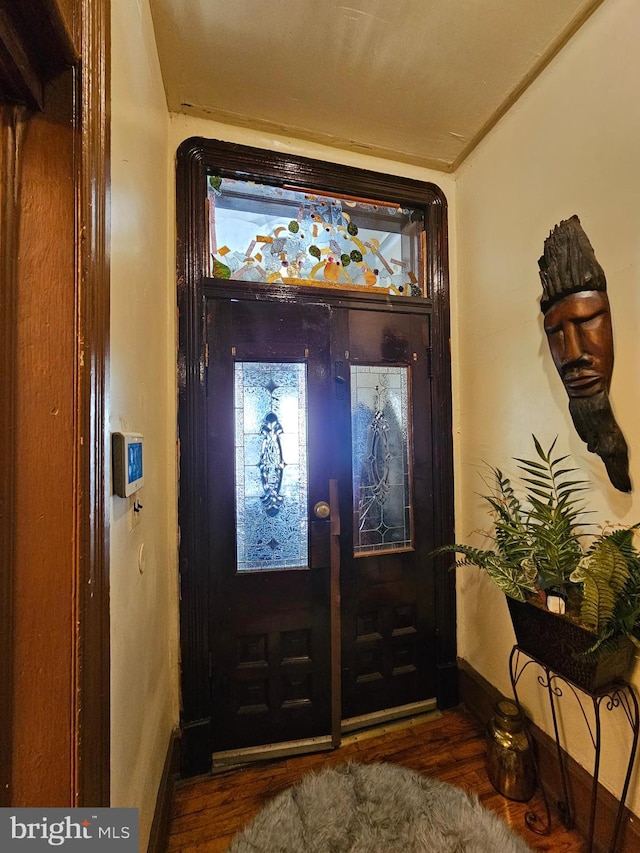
top-left (435, 436), bottom-right (640, 691)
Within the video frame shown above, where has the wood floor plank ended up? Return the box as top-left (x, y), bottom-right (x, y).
top-left (168, 708), bottom-right (586, 852)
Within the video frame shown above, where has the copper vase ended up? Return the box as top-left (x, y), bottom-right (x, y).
top-left (486, 699), bottom-right (536, 802)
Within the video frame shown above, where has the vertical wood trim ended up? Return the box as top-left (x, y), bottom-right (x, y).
top-left (426, 191), bottom-right (457, 707)
top-left (0, 103), bottom-right (27, 807)
top-left (12, 69), bottom-right (77, 806)
top-left (329, 478), bottom-right (341, 748)
top-left (0, 0), bottom-right (110, 808)
top-left (74, 0), bottom-right (111, 807)
top-left (176, 145), bottom-right (211, 736)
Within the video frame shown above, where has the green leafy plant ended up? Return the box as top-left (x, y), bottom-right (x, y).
top-left (433, 436), bottom-right (640, 655)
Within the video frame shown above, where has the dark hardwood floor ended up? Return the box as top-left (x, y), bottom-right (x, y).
top-left (168, 708), bottom-right (586, 852)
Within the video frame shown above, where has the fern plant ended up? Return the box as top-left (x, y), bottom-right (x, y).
top-left (433, 436), bottom-right (640, 654)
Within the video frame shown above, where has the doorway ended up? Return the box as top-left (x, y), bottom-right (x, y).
top-left (206, 293), bottom-right (437, 753)
top-left (177, 138), bottom-right (455, 775)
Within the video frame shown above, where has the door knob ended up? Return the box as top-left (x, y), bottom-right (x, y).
top-left (313, 501), bottom-right (331, 519)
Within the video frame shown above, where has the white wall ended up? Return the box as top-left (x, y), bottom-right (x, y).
top-left (110, 1), bottom-right (178, 849)
top-left (456, 0), bottom-right (640, 813)
top-left (167, 113), bottom-right (456, 217)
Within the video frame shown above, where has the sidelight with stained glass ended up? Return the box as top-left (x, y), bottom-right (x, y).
top-left (350, 365), bottom-right (412, 555)
top-left (234, 362), bottom-right (309, 571)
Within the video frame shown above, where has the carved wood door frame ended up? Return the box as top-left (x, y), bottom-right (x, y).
top-left (0, 0), bottom-right (110, 806)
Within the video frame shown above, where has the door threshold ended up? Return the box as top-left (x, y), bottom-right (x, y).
top-left (211, 734), bottom-right (333, 772)
top-left (210, 700), bottom-right (440, 774)
top-left (341, 698), bottom-right (438, 734)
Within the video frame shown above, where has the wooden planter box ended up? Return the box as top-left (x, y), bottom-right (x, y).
top-left (507, 597), bottom-right (634, 693)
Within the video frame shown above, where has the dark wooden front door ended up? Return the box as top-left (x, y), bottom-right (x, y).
top-left (338, 307), bottom-right (436, 722)
top-left (206, 297), bottom-right (334, 751)
top-left (205, 291), bottom-right (437, 754)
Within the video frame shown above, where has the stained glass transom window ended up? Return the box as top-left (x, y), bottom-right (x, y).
top-left (234, 362), bottom-right (308, 571)
top-left (207, 176), bottom-right (425, 297)
top-left (350, 366), bottom-right (412, 555)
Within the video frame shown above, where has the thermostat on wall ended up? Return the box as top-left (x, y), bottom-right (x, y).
top-left (112, 432), bottom-right (144, 497)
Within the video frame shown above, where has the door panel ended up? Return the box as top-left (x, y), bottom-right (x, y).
top-left (339, 309), bottom-right (436, 719)
top-left (205, 295), bottom-right (436, 753)
top-left (207, 298), bottom-right (333, 751)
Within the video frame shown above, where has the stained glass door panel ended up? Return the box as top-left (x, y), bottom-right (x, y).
top-left (351, 365), bottom-right (412, 555)
top-left (234, 361), bottom-right (308, 571)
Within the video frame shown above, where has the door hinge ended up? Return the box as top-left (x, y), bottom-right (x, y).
top-left (335, 360), bottom-right (347, 399)
top-left (427, 345), bottom-right (433, 378)
top-left (204, 341), bottom-right (209, 368)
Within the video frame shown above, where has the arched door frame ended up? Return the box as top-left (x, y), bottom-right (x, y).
top-left (176, 138), bottom-right (456, 774)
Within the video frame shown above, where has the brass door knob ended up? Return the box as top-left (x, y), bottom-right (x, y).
top-left (313, 501), bottom-right (331, 519)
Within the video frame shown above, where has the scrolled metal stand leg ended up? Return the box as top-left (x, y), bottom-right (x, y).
top-left (509, 646), bottom-right (551, 836)
top-left (610, 686), bottom-right (639, 853)
top-left (585, 698), bottom-right (602, 853)
top-left (507, 646), bottom-right (638, 852)
top-left (547, 672), bottom-right (574, 830)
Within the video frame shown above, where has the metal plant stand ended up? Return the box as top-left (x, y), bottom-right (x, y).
top-left (509, 645), bottom-right (639, 853)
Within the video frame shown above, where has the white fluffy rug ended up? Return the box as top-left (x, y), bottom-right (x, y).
top-left (228, 762), bottom-right (533, 852)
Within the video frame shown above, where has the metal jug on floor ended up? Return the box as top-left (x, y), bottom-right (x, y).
top-left (486, 698), bottom-right (536, 802)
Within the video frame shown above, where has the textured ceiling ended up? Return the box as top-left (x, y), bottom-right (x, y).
top-left (149, 0), bottom-right (603, 172)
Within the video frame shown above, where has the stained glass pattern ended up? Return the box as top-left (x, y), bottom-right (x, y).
top-left (207, 176), bottom-right (424, 297)
top-left (351, 366), bottom-right (412, 555)
top-left (235, 362), bottom-right (308, 571)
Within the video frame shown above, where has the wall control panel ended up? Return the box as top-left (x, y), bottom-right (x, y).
top-left (112, 432), bottom-right (144, 497)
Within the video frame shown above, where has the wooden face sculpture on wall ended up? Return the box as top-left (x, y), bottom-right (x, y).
top-left (538, 215), bottom-right (631, 492)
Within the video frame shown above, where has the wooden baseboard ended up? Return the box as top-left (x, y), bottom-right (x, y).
top-left (148, 729), bottom-right (181, 853)
top-left (458, 658), bottom-right (640, 853)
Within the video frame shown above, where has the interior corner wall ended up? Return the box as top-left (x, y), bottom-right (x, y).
top-left (110, 0), bottom-right (178, 848)
top-left (455, 0), bottom-right (640, 815)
